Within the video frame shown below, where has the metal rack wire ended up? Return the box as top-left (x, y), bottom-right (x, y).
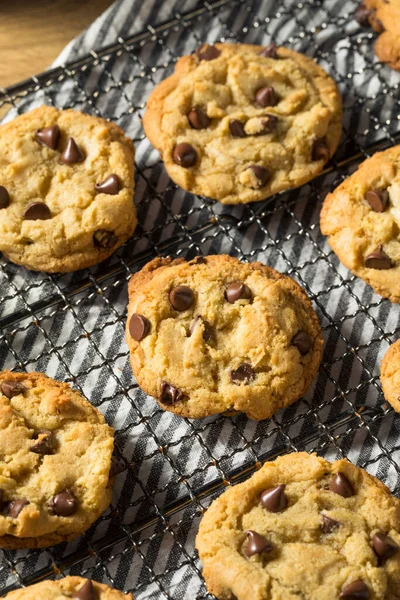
top-left (1, 0), bottom-right (400, 598)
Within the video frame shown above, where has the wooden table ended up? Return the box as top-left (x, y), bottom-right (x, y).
top-left (0, 0), bottom-right (114, 89)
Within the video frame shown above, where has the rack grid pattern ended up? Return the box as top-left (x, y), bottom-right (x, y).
top-left (1, 1), bottom-right (400, 598)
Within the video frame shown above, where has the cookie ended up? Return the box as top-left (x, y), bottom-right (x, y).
top-left (0, 371), bottom-right (114, 548)
top-left (196, 452), bottom-right (400, 600)
top-left (3, 577), bottom-right (133, 600)
top-left (0, 106), bottom-right (136, 272)
top-left (355, 1), bottom-right (400, 71)
top-left (143, 42), bottom-right (342, 205)
top-left (126, 255), bottom-right (323, 420)
top-left (381, 339), bottom-right (400, 412)
top-left (320, 145), bottom-right (400, 303)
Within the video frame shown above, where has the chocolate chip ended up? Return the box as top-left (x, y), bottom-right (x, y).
top-left (189, 316), bottom-right (213, 341)
top-left (312, 138), bottom-right (330, 162)
top-left (30, 431), bottom-right (56, 455)
top-left (225, 282), bottom-right (252, 303)
top-left (354, 5), bottom-right (373, 26)
top-left (60, 137), bottom-right (85, 164)
top-left (366, 189), bottom-right (388, 213)
top-left (371, 15), bottom-right (384, 33)
top-left (1, 380), bottom-right (27, 399)
top-left (329, 472), bottom-right (354, 498)
top-left (172, 143), bottom-right (197, 168)
top-left (93, 229), bottom-right (118, 249)
top-left (372, 532), bottom-right (399, 562)
top-left (190, 256), bottom-right (207, 265)
top-left (245, 531), bottom-right (273, 556)
top-left (50, 490), bottom-right (77, 516)
top-left (188, 108), bottom-right (210, 130)
top-left (109, 460), bottom-right (127, 478)
top-left (95, 174), bottom-right (121, 195)
top-left (261, 484), bottom-right (288, 513)
top-left (340, 580), bottom-right (370, 599)
top-left (24, 202), bottom-right (51, 221)
top-left (159, 382), bottom-right (184, 405)
top-left (35, 125), bottom-right (60, 150)
top-left (258, 114), bottom-right (278, 134)
top-left (229, 119), bottom-right (247, 138)
top-left (74, 580), bottom-right (95, 600)
top-left (365, 245), bottom-right (393, 270)
top-left (129, 314), bottom-right (150, 341)
top-left (231, 363), bottom-right (255, 385)
top-left (0, 186), bottom-right (10, 209)
top-left (169, 285), bottom-right (194, 311)
top-left (8, 499), bottom-right (29, 518)
top-left (321, 514), bottom-right (340, 533)
top-left (0, 489), bottom-right (4, 512)
top-left (249, 165), bottom-right (271, 188)
top-left (291, 331), bottom-right (312, 355)
top-left (255, 86), bottom-right (278, 107)
top-left (259, 43), bottom-right (278, 58)
top-left (196, 44), bottom-right (221, 61)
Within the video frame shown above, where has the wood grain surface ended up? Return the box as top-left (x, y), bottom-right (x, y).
top-left (0, 0), bottom-right (113, 89)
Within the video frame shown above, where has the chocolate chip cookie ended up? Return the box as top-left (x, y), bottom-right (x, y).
top-left (3, 577), bottom-right (132, 600)
top-left (0, 106), bottom-right (136, 272)
top-left (126, 255), bottom-right (323, 420)
top-left (381, 339), bottom-right (400, 413)
top-left (0, 371), bottom-right (114, 548)
top-left (355, 1), bottom-right (400, 71)
top-left (143, 42), bottom-right (342, 205)
top-left (196, 452), bottom-right (400, 600)
top-left (320, 145), bottom-right (400, 302)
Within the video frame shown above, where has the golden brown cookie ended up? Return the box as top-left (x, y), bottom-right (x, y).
top-left (196, 452), bottom-right (400, 600)
top-left (355, 1), bottom-right (400, 71)
top-left (143, 43), bottom-right (342, 205)
top-left (320, 145), bottom-right (400, 303)
top-left (126, 255), bottom-right (323, 420)
top-left (0, 106), bottom-right (136, 272)
top-left (0, 371), bottom-right (114, 548)
top-left (2, 577), bottom-right (133, 600)
top-left (381, 339), bottom-right (400, 412)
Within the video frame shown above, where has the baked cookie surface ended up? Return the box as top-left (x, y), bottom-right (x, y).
top-left (196, 452), bottom-right (400, 600)
top-left (126, 255), bottom-right (323, 420)
top-left (0, 371), bottom-right (114, 548)
top-left (381, 339), bottom-right (400, 412)
top-left (0, 106), bottom-right (136, 272)
top-left (143, 43), bottom-right (342, 205)
top-left (3, 576), bottom-right (132, 600)
top-left (320, 145), bottom-right (400, 302)
top-left (355, 1), bottom-right (400, 71)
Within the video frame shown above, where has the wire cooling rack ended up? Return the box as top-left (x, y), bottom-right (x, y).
top-left (2, 0), bottom-right (400, 598)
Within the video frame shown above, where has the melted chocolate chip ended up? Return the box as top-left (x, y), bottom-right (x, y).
top-left (329, 472), bottom-right (354, 498)
top-left (190, 256), bottom-right (207, 265)
top-left (365, 189), bottom-right (388, 213)
top-left (245, 530), bottom-right (273, 556)
top-left (188, 108), bottom-right (210, 130)
top-left (370, 15), bottom-right (384, 33)
top-left (225, 282), bottom-right (252, 303)
top-left (189, 316), bottom-right (213, 341)
top-left (365, 245), bottom-right (393, 270)
top-left (129, 314), bottom-right (150, 341)
top-left (24, 202), bottom-right (51, 221)
top-left (173, 143), bottom-right (197, 168)
top-left (259, 43), bottom-right (278, 58)
top-left (95, 174), bottom-right (121, 195)
top-left (0, 186), bottom-right (10, 209)
top-left (8, 499), bottom-right (29, 518)
top-left (321, 514), bottom-right (340, 533)
top-left (169, 285), bottom-right (194, 311)
top-left (372, 532), bottom-right (399, 562)
top-left (30, 431), bottom-right (56, 455)
top-left (50, 490), bottom-right (77, 516)
top-left (291, 331), bottom-right (312, 355)
top-left (93, 229), bottom-right (117, 249)
top-left (159, 382), bottom-right (184, 405)
top-left (196, 44), bottom-right (221, 61)
top-left (312, 138), bottom-right (330, 162)
top-left (258, 114), bottom-right (278, 134)
top-left (1, 380), bottom-right (27, 399)
top-left (35, 125), bottom-right (60, 150)
top-left (354, 5), bottom-right (373, 26)
top-left (249, 165), bottom-right (271, 188)
top-left (261, 484), bottom-right (288, 513)
top-left (230, 363), bottom-right (255, 385)
top-left (340, 580), bottom-right (370, 599)
top-left (74, 580), bottom-right (95, 600)
top-left (60, 138), bottom-right (85, 165)
top-left (255, 86), bottom-right (278, 107)
top-left (229, 120), bottom-right (247, 138)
